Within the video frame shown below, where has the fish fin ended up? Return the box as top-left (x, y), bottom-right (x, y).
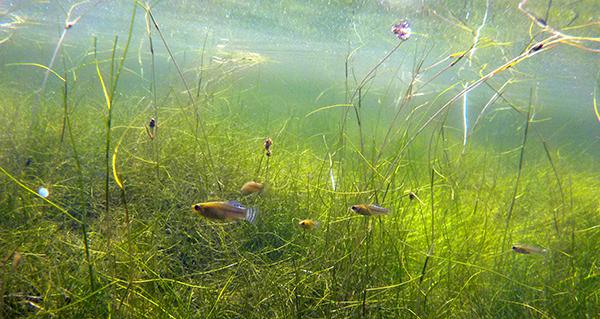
top-left (227, 200), bottom-right (245, 209)
top-left (245, 207), bottom-right (259, 223)
top-left (371, 204), bottom-right (389, 213)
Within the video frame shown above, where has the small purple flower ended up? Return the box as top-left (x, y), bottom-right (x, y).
top-left (391, 20), bottom-right (411, 40)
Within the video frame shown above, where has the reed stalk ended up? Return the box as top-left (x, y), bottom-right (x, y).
top-left (143, 3), bottom-right (221, 190)
top-left (63, 66), bottom-right (95, 293)
top-left (144, 4), bottom-right (160, 180)
top-left (500, 90), bottom-right (533, 259)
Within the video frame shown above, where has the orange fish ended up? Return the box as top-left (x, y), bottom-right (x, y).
top-left (240, 181), bottom-right (264, 195)
top-left (298, 219), bottom-right (319, 230)
top-left (350, 204), bottom-right (389, 216)
top-left (192, 201), bottom-right (258, 223)
top-left (12, 251), bottom-right (21, 271)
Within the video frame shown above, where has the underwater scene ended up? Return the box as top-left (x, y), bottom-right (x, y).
top-left (1, 0), bottom-right (599, 317)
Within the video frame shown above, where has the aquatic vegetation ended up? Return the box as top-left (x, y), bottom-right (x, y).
top-left (391, 20), bottom-right (411, 40)
top-left (145, 117), bottom-right (156, 139)
top-left (0, 0), bottom-right (599, 318)
top-left (0, 12), bottom-right (25, 44)
top-left (263, 137), bottom-right (273, 157)
top-left (212, 48), bottom-right (270, 70)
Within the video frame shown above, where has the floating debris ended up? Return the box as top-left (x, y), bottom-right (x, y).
top-left (37, 187), bottom-right (49, 198)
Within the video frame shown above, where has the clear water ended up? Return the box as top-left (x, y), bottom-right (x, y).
top-left (1, 0), bottom-right (599, 317)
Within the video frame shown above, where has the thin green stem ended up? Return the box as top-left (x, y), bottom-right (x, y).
top-left (501, 90), bottom-right (533, 257)
top-left (64, 68), bottom-right (95, 293)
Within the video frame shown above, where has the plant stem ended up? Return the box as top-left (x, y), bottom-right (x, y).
top-left (501, 90), bottom-right (533, 257)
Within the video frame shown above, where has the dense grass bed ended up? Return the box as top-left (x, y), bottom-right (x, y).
top-left (2, 83), bottom-right (599, 317)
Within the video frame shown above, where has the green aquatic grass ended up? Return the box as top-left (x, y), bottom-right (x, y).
top-left (1, 1), bottom-right (600, 318)
top-left (2, 74), bottom-right (599, 317)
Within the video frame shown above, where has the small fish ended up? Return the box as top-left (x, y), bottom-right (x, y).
top-left (512, 244), bottom-right (547, 255)
top-left (298, 219), bottom-right (319, 230)
top-left (350, 204), bottom-right (389, 216)
top-left (192, 200), bottom-right (258, 223)
top-left (264, 137), bottom-right (273, 157)
top-left (240, 181), bottom-right (264, 195)
top-left (37, 187), bottom-right (49, 198)
top-left (12, 251), bottom-right (21, 271)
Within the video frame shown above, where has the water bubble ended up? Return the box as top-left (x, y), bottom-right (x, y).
top-left (37, 187), bottom-right (49, 198)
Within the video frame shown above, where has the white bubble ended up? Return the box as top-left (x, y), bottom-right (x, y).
top-left (37, 187), bottom-right (49, 198)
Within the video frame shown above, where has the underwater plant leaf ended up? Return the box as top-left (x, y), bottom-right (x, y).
top-left (594, 83), bottom-right (600, 123)
top-left (305, 103), bottom-right (353, 118)
top-left (112, 140), bottom-right (124, 190)
top-left (95, 62), bottom-right (111, 111)
top-left (7, 62), bottom-right (65, 82)
top-left (0, 166), bottom-right (81, 224)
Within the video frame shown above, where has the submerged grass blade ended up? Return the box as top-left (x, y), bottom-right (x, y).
top-left (95, 62), bottom-right (111, 110)
top-left (0, 166), bottom-right (81, 224)
top-left (7, 62), bottom-right (66, 83)
top-left (594, 93), bottom-right (599, 123)
top-left (462, 83), bottom-right (469, 148)
top-left (501, 89), bottom-right (533, 257)
top-left (112, 140), bottom-right (124, 190)
top-left (63, 69), bottom-right (96, 291)
top-left (305, 104), bottom-right (353, 118)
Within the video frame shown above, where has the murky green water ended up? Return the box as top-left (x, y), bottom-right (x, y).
top-left (1, 1), bottom-right (599, 318)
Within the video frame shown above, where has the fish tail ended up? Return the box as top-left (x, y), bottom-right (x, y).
top-left (245, 207), bottom-right (259, 223)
